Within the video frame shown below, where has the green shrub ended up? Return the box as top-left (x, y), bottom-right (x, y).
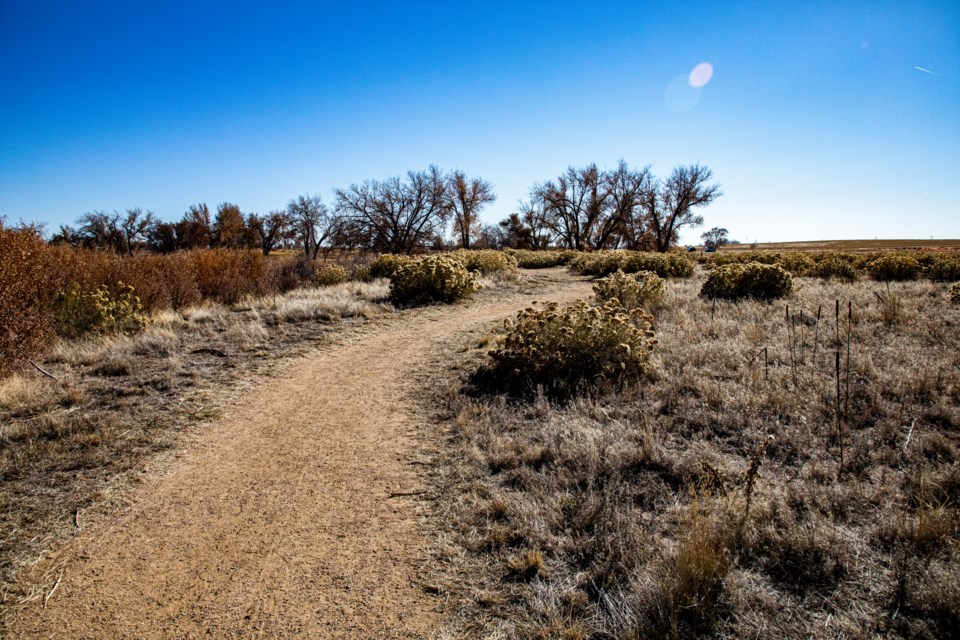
top-left (53, 282), bottom-right (147, 339)
top-left (389, 255), bottom-right (480, 306)
top-left (311, 263), bottom-right (349, 286)
top-left (452, 249), bottom-right (518, 274)
top-left (368, 253), bottom-right (414, 279)
top-left (485, 299), bottom-right (656, 398)
top-left (505, 249), bottom-right (578, 269)
top-left (593, 269), bottom-right (667, 313)
top-left (867, 254), bottom-right (921, 281)
top-left (951, 283), bottom-right (960, 303)
top-left (700, 262), bottom-right (794, 302)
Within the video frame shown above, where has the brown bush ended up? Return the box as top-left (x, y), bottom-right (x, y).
top-left (0, 227), bottom-right (54, 373)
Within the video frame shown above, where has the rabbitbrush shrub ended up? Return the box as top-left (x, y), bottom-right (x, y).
top-left (701, 262), bottom-right (793, 302)
top-left (310, 263), bottom-right (349, 286)
top-left (504, 249), bottom-right (577, 269)
top-left (53, 282), bottom-right (147, 339)
top-left (452, 249), bottom-right (517, 274)
top-left (368, 253), bottom-right (413, 279)
top-left (866, 254), bottom-right (921, 282)
top-left (389, 255), bottom-right (480, 307)
top-left (593, 269), bottom-right (666, 313)
top-left (920, 253), bottom-right (960, 282)
top-left (487, 299), bottom-right (656, 398)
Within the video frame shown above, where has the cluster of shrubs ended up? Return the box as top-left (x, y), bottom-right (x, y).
top-left (503, 249), bottom-right (578, 269)
top-left (569, 250), bottom-right (694, 278)
top-left (0, 224), bottom-right (381, 372)
top-left (388, 254), bottom-right (481, 307)
top-left (702, 249), bottom-right (960, 282)
top-left (451, 249), bottom-right (518, 274)
top-left (484, 299), bottom-right (657, 398)
top-left (700, 262), bottom-right (794, 301)
top-left (592, 269), bottom-right (667, 313)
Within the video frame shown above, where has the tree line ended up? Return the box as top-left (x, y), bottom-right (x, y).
top-left (50, 162), bottom-right (720, 256)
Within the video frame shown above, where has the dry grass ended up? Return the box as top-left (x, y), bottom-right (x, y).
top-left (0, 280), bottom-right (392, 613)
top-left (431, 270), bottom-right (960, 639)
top-left (717, 239), bottom-right (960, 253)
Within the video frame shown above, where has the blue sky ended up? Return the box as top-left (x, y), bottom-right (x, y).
top-left (1, 0), bottom-right (957, 243)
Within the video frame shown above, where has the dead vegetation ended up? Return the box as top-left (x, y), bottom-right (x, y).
top-left (431, 272), bottom-right (960, 639)
top-left (0, 280), bottom-right (392, 613)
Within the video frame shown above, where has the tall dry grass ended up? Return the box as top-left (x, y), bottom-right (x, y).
top-left (433, 271), bottom-right (960, 639)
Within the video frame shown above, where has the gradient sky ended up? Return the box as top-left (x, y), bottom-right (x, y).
top-left (1, 0), bottom-right (958, 244)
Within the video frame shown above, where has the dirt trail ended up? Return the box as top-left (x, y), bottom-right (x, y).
top-left (9, 269), bottom-right (591, 639)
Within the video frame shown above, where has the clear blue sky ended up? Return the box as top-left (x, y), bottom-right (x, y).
top-left (1, 0), bottom-right (958, 243)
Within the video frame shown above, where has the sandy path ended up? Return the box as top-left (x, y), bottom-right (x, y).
top-left (9, 269), bottom-right (590, 639)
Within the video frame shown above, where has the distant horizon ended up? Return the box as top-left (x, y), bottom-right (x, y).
top-left (2, 1), bottom-right (958, 245)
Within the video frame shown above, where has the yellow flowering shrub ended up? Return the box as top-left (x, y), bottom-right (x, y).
top-left (389, 255), bottom-right (480, 306)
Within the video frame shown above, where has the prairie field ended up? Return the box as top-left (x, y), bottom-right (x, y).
top-left (0, 243), bottom-right (958, 638)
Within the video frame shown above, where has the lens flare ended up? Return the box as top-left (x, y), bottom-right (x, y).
top-left (688, 62), bottom-right (714, 88)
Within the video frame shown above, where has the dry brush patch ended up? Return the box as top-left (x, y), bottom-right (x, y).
top-left (431, 271), bottom-right (960, 639)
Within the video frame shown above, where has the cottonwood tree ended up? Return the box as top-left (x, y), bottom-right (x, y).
top-left (288, 194), bottom-right (338, 259)
top-left (701, 227), bottom-right (730, 251)
top-left (646, 164), bottom-right (721, 252)
top-left (333, 166), bottom-right (451, 254)
top-left (247, 210), bottom-right (292, 256)
top-left (447, 170), bottom-right (496, 249)
top-left (533, 161), bottom-right (652, 250)
top-left (177, 203), bottom-right (215, 249)
top-left (119, 208), bottom-right (155, 255)
top-left (213, 202), bottom-right (248, 249)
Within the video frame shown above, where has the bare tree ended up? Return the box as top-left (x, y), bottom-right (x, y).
top-left (247, 210), bottom-right (292, 256)
top-left (75, 210), bottom-right (123, 252)
top-left (287, 194), bottom-right (338, 259)
top-left (119, 207), bottom-right (155, 255)
top-left (646, 164), bottom-right (721, 252)
top-left (447, 171), bottom-right (496, 249)
top-left (177, 203), bottom-right (215, 249)
top-left (333, 166), bottom-right (451, 254)
top-left (534, 162), bottom-right (653, 250)
top-left (606, 161), bottom-right (654, 250)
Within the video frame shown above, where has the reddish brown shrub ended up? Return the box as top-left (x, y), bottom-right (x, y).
top-left (0, 227), bottom-right (54, 372)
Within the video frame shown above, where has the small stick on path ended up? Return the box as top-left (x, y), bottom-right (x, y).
top-left (388, 490), bottom-right (428, 498)
top-left (29, 360), bottom-right (58, 380)
top-left (42, 571), bottom-right (64, 609)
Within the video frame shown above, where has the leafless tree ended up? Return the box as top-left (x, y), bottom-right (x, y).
top-left (247, 210), bottom-right (292, 256)
top-left (177, 203), bottom-right (215, 249)
top-left (118, 207), bottom-right (155, 255)
top-left (447, 171), bottom-right (496, 249)
top-left (646, 164), bottom-right (721, 252)
top-left (534, 162), bottom-right (652, 250)
top-left (287, 194), bottom-right (338, 259)
top-left (333, 166), bottom-right (451, 254)
top-left (75, 210), bottom-right (123, 252)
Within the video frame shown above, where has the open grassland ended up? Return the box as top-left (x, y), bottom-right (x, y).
top-left (431, 272), bottom-right (959, 639)
top-left (716, 239), bottom-right (960, 253)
